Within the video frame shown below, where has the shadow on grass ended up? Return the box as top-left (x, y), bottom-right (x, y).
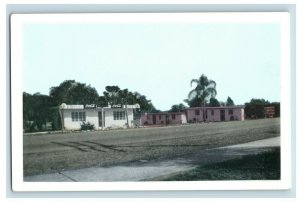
top-left (163, 147), bottom-right (280, 181)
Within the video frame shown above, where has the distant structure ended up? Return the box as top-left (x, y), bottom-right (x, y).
top-left (141, 112), bottom-right (187, 126)
top-left (60, 103), bottom-right (140, 130)
top-left (141, 106), bottom-right (245, 126)
top-left (264, 106), bottom-right (276, 118)
top-left (60, 104), bottom-right (245, 130)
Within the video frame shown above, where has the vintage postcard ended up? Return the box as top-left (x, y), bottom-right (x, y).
top-left (10, 12), bottom-right (291, 191)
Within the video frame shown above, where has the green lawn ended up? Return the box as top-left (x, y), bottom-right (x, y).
top-left (24, 118), bottom-right (280, 176)
top-left (163, 147), bottom-right (280, 181)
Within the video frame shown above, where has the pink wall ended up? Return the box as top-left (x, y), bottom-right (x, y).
top-left (141, 114), bottom-right (167, 125)
top-left (186, 107), bottom-right (244, 123)
top-left (141, 113), bottom-right (186, 126)
top-left (141, 106), bottom-right (244, 126)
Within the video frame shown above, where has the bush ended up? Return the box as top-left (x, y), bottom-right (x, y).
top-left (80, 122), bottom-right (95, 131)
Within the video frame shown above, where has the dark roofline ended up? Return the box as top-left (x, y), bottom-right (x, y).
top-left (142, 112), bottom-right (183, 115)
top-left (185, 105), bottom-right (245, 110)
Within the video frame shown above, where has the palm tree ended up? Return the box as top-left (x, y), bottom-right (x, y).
top-left (186, 74), bottom-right (217, 121)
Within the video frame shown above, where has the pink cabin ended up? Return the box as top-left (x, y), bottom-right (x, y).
top-left (141, 112), bottom-right (187, 126)
top-left (141, 106), bottom-right (245, 126)
top-left (185, 106), bottom-right (245, 123)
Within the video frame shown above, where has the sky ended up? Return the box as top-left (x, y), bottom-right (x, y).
top-left (23, 22), bottom-right (281, 111)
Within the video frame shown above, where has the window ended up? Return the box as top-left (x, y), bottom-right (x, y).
top-left (114, 111), bottom-right (125, 120)
top-left (147, 115), bottom-right (150, 120)
top-left (172, 114), bottom-right (176, 120)
top-left (229, 109), bottom-right (233, 115)
top-left (159, 115), bottom-right (161, 120)
top-left (211, 110), bottom-right (214, 116)
top-left (195, 110), bottom-right (200, 115)
top-left (71, 112), bottom-right (86, 122)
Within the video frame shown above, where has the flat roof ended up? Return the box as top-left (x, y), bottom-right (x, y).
top-left (186, 105), bottom-right (245, 110)
top-left (142, 112), bottom-right (183, 115)
top-left (60, 103), bottom-right (139, 110)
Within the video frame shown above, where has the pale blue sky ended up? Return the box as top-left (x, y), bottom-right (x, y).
top-left (23, 23), bottom-right (280, 110)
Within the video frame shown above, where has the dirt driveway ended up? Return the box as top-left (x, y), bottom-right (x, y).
top-left (23, 118), bottom-right (280, 176)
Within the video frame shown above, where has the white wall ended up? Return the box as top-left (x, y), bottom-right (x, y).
top-left (181, 114), bottom-right (187, 124)
top-left (104, 108), bottom-right (134, 129)
top-left (63, 109), bottom-right (83, 130)
top-left (62, 108), bottom-right (134, 130)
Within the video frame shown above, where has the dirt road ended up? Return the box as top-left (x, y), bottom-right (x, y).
top-left (23, 118), bottom-right (280, 176)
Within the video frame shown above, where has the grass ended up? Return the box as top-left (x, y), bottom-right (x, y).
top-left (23, 118), bottom-right (280, 176)
top-left (163, 147), bottom-right (280, 181)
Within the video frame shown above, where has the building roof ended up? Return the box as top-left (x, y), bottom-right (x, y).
top-left (141, 106), bottom-right (245, 115)
top-left (142, 112), bottom-right (183, 115)
top-left (60, 103), bottom-right (140, 110)
top-left (185, 105), bottom-right (245, 110)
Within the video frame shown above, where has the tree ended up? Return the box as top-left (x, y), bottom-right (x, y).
top-left (102, 86), bottom-right (159, 113)
top-left (244, 98), bottom-right (270, 119)
top-left (103, 85), bottom-right (121, 105)
top-left (97, 96), bottom-right (108, 107)
top-left (50, 80), bottom-right (99, 105)
top-left (226, 96), bottom-right (235, 106)
top-left (169, 103), bottom-right (187, 112)
top-left (208, 98), bottom-right (220, 107)
top-left (67, 83), bottom-right (99, 105)
top-left (134, 92), bottom-right (159, 112)
top-left (23, 92), bottom-right (58, 132)
top-left (185, 74), bottom-right (217, 121)
top-left (185, 74), bottom-right (217, 107)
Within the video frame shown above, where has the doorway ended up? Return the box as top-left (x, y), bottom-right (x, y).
top-left (220, 110), bottom-right (225, 121)
top-left (98, 111), bottom-right (105, 127)
top-left (152, 115), bottom-right (156, 125)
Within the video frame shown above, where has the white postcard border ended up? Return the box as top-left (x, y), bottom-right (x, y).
top-left (11, 12), bottom-right (291, 191)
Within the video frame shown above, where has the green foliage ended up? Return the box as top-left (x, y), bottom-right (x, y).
top-left (97, 96), bottom-right (108, 107)
top-left (24, 80), bottom-right (161, 133)
top-left (208, 98), bottom-right (220, 107)
top-left (226, 96), bottom-right (235, 106)
top-left (244, 99), bottom-right (280, 119)
top-left (103, 85), bottom-right (121, 105)
top-left (80, 122), bottom-right (95, 131)
top-left (271, 102), bottom-right (280, 117)
top-left (169, 103), bottom-right (187, 112)
top-left (23, 92), bottom-right (60, 132)
top-left (50, 80), bottom-right (99, 105)
top-left (185, 74), bottom-right (217, 107)
top-left (164, 148), bottom-right (280, 181)
top-left (245, 99), bottom-right (269, 119)
top-left (103, 86), bottom-right (159, 113)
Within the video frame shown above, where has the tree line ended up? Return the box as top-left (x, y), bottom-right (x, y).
top-left (169, 74), bottom-right (280, 120)
top-left (23, 75), bottom-right (280, 132)
top-left (23, 80), bottom-right (158, 132)
top-left (170, 74), bottom-right (236, 113)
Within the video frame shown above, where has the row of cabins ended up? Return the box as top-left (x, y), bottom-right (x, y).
top-left (141, 106), bottom-right (245, 126)
top-left (60, 103), bottom-right (245, 130)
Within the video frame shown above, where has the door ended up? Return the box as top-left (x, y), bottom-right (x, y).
top-left (152, 115), bottom-right (156, 125)
top-left (98, 111), bottom-right (102, 127)
top-left (98, 111), bottom-right (106, 128)
top-left (220, 110), bottom-right (225, 121)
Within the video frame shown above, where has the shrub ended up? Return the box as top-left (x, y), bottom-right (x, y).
top-left (80, 122), bottom-right (95, 131)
